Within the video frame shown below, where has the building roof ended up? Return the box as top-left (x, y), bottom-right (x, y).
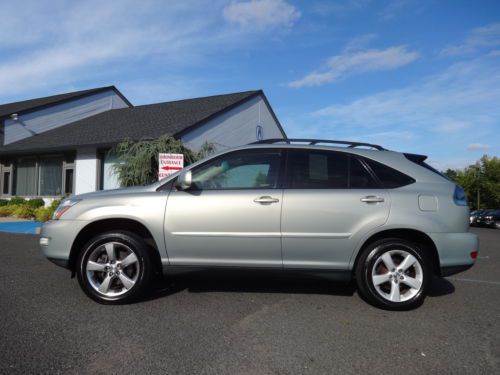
top-left (0, 90), bottom-right (284, 154)
top-left (0, 86), bottom-right (131, 119)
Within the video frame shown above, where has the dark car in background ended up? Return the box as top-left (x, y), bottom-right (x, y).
top-left (474, 209), bottom-right (500, 229)
top-left (470, 209), bottom-right (487, 226)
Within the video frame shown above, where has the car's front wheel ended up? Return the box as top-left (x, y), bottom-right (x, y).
top-left (355, 238), bottom-right (431, 310)
top-left (76, 231), bottom-right (152, 304)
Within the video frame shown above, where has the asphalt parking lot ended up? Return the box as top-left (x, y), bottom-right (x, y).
top-left (0, 228), bottom-right (498, 374)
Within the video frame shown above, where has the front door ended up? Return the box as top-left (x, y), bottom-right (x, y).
top-left (164, 148), bottom-right (284, 267)
top-left (281, 149), bottom-right (391, 270)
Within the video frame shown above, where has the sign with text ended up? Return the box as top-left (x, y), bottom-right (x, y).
top-left (158, 153), bottom-right (184, 180)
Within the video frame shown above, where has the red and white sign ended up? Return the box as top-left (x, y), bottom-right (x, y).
top-left (158, 153), bottom-right (184, 180)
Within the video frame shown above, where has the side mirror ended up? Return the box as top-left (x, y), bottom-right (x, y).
top-left (175, 170), bottom-right (192, 190)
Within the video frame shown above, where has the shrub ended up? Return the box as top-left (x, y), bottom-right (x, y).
top-left (9, 196), bottom-right (26, 205)
top-left (34, 206), bottom-right (52, 222)
top-left (26, 198), bottom-right (45, 209)
top-left (0, 199), bottom-right (9, 207)
top-left (111, 135), bottom-right (215, 187)
top-left (13, 205), bottom-right (35, 219)
top-left (0, 205), bottom-right (16, 217)
top-left (50, 199), bottom-right (61, 210)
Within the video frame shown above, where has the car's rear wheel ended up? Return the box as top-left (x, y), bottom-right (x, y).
top-left (355, 238), bottom-right (431, 310)
top-left (76, 231), bottom-right (152, 304)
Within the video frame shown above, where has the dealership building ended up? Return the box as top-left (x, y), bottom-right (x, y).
top-left (0, 87), bottom-right (286, 201)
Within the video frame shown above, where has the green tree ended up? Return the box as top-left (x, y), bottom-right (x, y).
top-left (444, 155), bottom-right (500, 209)
top-left (112, 136), bottom-right (215, 187)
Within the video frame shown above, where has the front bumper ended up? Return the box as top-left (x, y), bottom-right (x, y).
top-left (475, 218), bottom-right (496, 227)
top-left (427, 232), bottom-right (479, 277)
top-left (39, 219), bottom-right (89, 269)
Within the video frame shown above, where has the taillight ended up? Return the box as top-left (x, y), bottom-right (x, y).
top-left (470, 251), bottom-right (478, 260)
top-left (453, 185), bottom-right (467, 206)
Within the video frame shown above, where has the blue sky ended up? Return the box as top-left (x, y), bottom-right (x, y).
top-left (0, 0), bottom-right (499, 170)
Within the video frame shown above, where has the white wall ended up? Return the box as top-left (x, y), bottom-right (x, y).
top-left (75, 148), bottom-right (98, 195)
top-left (4, 89), bottom-right (129, 145)
top-left (181, 95), bottom-right (285, 152)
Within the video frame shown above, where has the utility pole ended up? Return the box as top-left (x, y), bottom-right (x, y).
top-left (477, 188), bottom-right (480, 210)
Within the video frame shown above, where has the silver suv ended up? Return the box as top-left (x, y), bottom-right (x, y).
top-left (40, 139), bottom-right (478, 310)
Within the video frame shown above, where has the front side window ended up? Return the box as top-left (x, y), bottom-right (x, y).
top-left (191, 150), bottom-right (282, 190)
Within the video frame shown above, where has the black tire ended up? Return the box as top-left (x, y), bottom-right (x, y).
top-left (355, 238), bottom-right (431, 310)
top-left (76, 231), bottom-right (152, 304)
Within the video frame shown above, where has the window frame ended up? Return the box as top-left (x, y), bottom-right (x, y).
top-left (10, 154), bottom-right (73, 198)
top-left (0, 162), bottom-right (13, 196)
top-left (62, 161), bottom-right (75, 195)
top-left (180, 148), bottom-right (286, 191)
top-left (283, 148), bottom-right (383, 190)
top-left (38, 155), bottom-right (65, 196)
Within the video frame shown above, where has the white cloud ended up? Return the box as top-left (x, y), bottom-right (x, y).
top-left (300, 55), bottom-right (500, 163)
top-left (467, 143), bottom-right (490, 151)
top-left (365, 131), bottom-right (415, 141)
top-left (441, 23), bottom-right (500, 56)
top-left (378, 0), bottom-right (418, 20)
top-left (311, 0), bottom-right (370, 16)
top-left (0, 0), bottom-right (226, 97)
top-left (223, 0), bottom-right (301, 30)
top-left (342, 34), bottom-right (378, 52)
top-left (313, 58), bottom-right (500, 130)
top-left (0, 0), bottom-right (290, 100)
top-left (434, 120), bottom-right (470, 134)
top-left (426, 157), bottom-right (478, 172)
top-left (289, 46), bottom-right (419, 88)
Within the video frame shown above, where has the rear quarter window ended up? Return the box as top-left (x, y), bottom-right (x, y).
top-left (362, 158), bottom-right (415, 188)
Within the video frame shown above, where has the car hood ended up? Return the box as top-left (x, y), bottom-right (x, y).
top-left (73, 185), bottom-right (156, 200)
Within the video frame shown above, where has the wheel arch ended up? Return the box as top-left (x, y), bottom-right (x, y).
top-left (352, 228), bottom-right (441, 277)
top-left (69, 218), bottom-right (162, 275)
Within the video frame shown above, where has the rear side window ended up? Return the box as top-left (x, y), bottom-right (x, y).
top-left (286, 150), bottom-right (379, 189)
top-left (363, 158), bottom-right (415, 188)
top-left (288, 150), bottom-right (348, 188)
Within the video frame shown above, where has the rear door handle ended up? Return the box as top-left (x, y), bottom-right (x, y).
top-left (254, 196), bottom-right (280, 204)
top-left (360, 196), bottom-right (385, 203)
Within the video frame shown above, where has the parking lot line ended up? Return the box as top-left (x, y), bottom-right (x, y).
top-left (447, 277), bottom-right (500, 286)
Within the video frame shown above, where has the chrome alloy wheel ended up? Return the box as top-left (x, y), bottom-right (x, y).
top-left (86, 242), bottom-right (140, 297)
top-left (371, 250), bottom-right (423, 303)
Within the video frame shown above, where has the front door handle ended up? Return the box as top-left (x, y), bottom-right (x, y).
top-left (254, 196), bottom-right (280, 204)
top-left (360, 196), bottom-right (385, 203)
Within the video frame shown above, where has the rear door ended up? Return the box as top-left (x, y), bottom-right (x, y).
top-left (281, 149), bottom-right (391, 270)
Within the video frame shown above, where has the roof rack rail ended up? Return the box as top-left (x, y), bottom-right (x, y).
top-left (252, 138), bottom-right (387, 151)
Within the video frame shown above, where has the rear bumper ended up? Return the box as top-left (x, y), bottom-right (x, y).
top-left (427, 232), bottom-right (479, 276)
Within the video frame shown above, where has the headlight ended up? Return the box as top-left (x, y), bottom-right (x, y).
top-left (53, 198), bottom-right (81, 220)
